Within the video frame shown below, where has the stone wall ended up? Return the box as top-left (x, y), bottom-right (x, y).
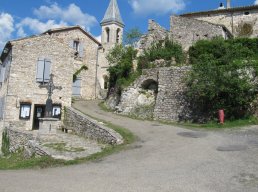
top-left (6, 128), bottom-right (48, 156)
top-left (170, 16), bottom-right (230, 51)
top-left (1, 34), bottom-right (74, 131)
top-left (154, 66), bottom-right (191, 121)
top-left (137, 20), bottom-right (169, 55)
top-left (113, 66), bottom-right (192, 122)
top-left (64, 107), bottom-right (123, 145)
top-left (50, 28), bottom-right (100, 100)
top-left (182, 7), bottom-right (258, 38)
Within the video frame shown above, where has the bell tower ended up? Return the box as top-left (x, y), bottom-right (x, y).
top-left (100, 0), bottom-right (124, 45)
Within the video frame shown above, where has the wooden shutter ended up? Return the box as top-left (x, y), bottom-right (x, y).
top-left (72, 78), bottom-right (81, 96)
top-left (36, 58), bottom-right (44, 82)
top-left (0, 97), bottom-right (5, 120)
top-left (44, 59), bottom-right (51, 82)
top-left (78, 42), bottom-right (84, 57)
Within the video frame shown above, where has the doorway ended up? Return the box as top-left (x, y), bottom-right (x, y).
top-left (33, 105), bottom-right (45, 130)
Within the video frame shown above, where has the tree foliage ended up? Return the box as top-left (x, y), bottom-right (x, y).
top-left (138, 38), bottom-right (185, 71)
top-left (187, 37), bottom-right (258, 120)
top-left (106, 44), bottom-right (138, 94)
top-left (124, 28), bottom-right (142, 46)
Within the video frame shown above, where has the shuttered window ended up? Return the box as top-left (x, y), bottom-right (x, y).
top-left (36, 58), bottom-right (51, 83)
top-left (70, 40), bottom-right (84, 58)
top-left (0, 97), bottom-right (5, 120)
top-left (72, 77), bottom-right (81, 96)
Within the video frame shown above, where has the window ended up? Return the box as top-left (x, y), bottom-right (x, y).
top-left (36, 58), bottom-right (51, 83)
top-left (116, 28), bottom-right (121, 43)
top-left (106, 28), bottom-right (110, 43)
top-left (244, 12), bottom-right (250, 16)
top-left (73, 41), bottom-right (80, 51)
top-left (19, 103), bottom-right (31, 120)
top-left (70, 40), bottom-right (84, 58)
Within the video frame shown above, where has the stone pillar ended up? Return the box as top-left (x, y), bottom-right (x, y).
top-left (38, 118), bottom-right (60, 135)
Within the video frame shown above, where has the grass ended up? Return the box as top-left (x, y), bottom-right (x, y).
top-left (0, 112), bottom-right (136, 170)
top-left (98, 101), bottom-right (114, 112)
top-left (159, 116), bottom-right (258, 129)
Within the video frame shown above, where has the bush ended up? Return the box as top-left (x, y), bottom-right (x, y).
top-left (137, 38), bottom-right (185, 71)
top-left (187, 37), bottom-right (258, 120)
top-left (106, 45), bottom-right (138, 94)
top-left (2, 128), bottom-right (10, 156)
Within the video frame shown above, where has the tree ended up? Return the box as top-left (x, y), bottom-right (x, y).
top-left (124, 28), bottom-right (142, 46)
top-left (106, 44), bottom-right (138, 94)
top-left (187, 38), bottom-right (258, 120)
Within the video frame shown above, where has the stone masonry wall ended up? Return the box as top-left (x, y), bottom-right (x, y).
top-left (114, 66), bottom-right (191, 122)
top-left (154, 66), bottom-right (191, 121)
top-left (170, 16), bottom-right (229, 51)
top-left (183, 9), bottom-right (258, 38)
top-left (64, 107), bottom-right (123, 145)
top-left (6, 128), bottom-right (48, 156)
top-left (3, 34), bottom-right (74, 130)
top-left (51, 28), bottom-right (100, 100)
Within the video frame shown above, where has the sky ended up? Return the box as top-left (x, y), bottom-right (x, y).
top-left (0, 0), bottom-right (257, 49)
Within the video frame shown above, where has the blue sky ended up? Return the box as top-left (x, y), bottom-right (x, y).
top-left (0, 0), bottom-right (257, 49)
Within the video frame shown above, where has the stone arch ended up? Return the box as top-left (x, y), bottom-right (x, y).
top-left (141, 79), bottom-right (158, 93)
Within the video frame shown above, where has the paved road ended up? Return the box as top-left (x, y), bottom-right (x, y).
top-left (1, 100), bottom-right (258, 192)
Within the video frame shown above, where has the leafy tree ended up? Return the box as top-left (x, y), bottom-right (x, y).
top-left (187, 37), bottom-right (258, 120)
top-left (106, 44), bottom-right (138, 94)
top-left (124, 28), bottom-right (142, 46)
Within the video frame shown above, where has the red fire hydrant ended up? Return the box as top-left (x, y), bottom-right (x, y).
top-left (218, 109), bottom-right (225, 124)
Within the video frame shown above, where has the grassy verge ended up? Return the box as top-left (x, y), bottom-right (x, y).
top-left (98, 101), bottom-right (114, 112)
top-left (159, 116), bottom-right (258, 129)
top-left (0, 115), bottom-right (135, 170)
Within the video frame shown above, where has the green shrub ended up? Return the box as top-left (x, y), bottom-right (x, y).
top-left (187, 37), bottom-right (258, 120)
top-left (137, 38), bottom-right (185, 71)
top-left (2, 128), bottom-right (10, 156)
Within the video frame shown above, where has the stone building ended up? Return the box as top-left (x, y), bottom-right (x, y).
top-left (0, 0), bottom-right (124, 131)
top-left (181, 1), bottom-right (258, 38)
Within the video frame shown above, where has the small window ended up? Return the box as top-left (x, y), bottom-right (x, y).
top-left (19, 103), bottom-right (31, 120)
top-left (244, 12), bottom-right (250, 15)
top-left (73, 41), bottom-right (80, 51)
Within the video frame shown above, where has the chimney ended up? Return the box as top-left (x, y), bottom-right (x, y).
top-left (227, 0), bottom-right (231, 9)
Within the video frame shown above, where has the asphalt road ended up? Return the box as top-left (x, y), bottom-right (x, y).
top-left (1, 100), bottom-right (258, 192)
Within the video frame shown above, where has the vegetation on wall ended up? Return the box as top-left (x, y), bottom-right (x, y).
top-left (73, 65), bottom-right (88, 82)
top-left (138, 38), bottom-right (185, 71)
top-left (2, 128), bottom-right (10, 156)
top-left (187, 37), bottom-right (258, 120)
top-left (236, 21), bottom-right (255, 37)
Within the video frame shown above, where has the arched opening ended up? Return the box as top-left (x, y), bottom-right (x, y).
top-left (105, 27), bottom-right (110, 43)
top-left (103, 75), bottom-right (109, 90)
top-left (141, 79), bottom-right (158, 94)
top-left (116, 28), bottom-right (121, 43)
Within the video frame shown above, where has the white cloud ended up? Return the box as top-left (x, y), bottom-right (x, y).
top-left (0, 12), bottom-right (14, 50)
top-left (255, 0), bottom-right (258, 5)
top-left (16, 18), bottom-right (67, 35)
top-left (16, 3), bottom-right (98, 39)
top-left (129, 0), bottom-right (186, 15)
top-left (95, 35), bottom-right (101, 42)
top-left (33, 3), bottom-right (97, 30)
